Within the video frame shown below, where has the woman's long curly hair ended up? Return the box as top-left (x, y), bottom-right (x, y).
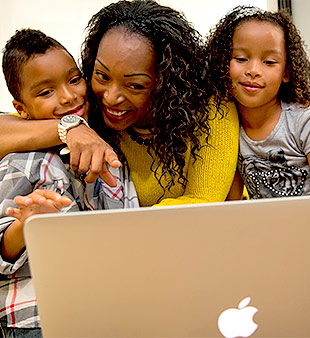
top-left (206, 5), bottom-right (310, 107)
top-left (81, 0), bottom-right (215, 191)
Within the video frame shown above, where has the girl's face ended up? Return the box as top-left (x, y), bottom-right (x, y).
top-left (91, 28), bottom-right (157, 131)
top-left (229, 20), bottom-right (289, 112)
top-left (15, 48), bottom-right (88, 121)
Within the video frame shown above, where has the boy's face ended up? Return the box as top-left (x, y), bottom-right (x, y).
top-left (229, 20), bottom-right (289, 112)
top-left (13, 47), bottom-right (88, 121)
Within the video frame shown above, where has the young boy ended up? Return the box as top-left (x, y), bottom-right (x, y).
top-left (0, 28), bottom-right (138, 337)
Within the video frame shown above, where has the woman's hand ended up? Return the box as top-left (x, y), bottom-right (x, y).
top-left (5, 190), bottom-right (72, 225)
top-left (66, 124), bottom-right (121, 185)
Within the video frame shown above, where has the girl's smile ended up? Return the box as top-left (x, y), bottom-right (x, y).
top-left (240, 81), bottom-right (264, 93)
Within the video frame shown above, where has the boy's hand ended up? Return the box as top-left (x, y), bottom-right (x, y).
top-left (5, 190), bottom-right (72, 225)
top-left (66, 124), bottom-right (121, 186)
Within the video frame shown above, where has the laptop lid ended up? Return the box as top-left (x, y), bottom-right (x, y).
top-left (24, 196), bottom-right (310, 338)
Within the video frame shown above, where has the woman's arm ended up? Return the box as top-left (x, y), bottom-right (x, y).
top-left (155, 102), bottom-right (240, 206)
top-left (0, 114), bottom-right (120, 185)
top-left (0, 115), bottom-right (60, 159)
top-left (66, 124), bottom-right (121, 184)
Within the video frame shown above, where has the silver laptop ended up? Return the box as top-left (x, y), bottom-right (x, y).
top-left (23, 196), bottom-right (310, 338)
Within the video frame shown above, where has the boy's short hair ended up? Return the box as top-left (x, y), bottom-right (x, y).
top-left (2, 28), bottom-right (70, 101)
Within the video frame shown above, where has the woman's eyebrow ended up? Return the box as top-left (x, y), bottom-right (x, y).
top-left (124, 73), bottom-right (153, 80)
top-left (95, 58), bottom-right (153, 80)
top-left (95, 58), bottom-right (109, 71)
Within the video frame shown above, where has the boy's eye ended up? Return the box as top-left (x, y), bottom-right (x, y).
top-left (70, 74), bottom-right (82, 84)
top-left (38, 90), bottom-right (53, 97)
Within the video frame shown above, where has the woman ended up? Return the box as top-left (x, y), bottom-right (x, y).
top-left (0, 0), bottom-right (239, 206)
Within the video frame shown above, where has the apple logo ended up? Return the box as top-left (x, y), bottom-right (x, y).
top-left (218, 297), bottom-right (258, 338)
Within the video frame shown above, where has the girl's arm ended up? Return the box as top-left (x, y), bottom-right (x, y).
top-left (225, 169), bottom-right (244, 201)
top-left (307, 153), bottom-right (310, 168)
top-left (0, 114), bottom-right (120, 185)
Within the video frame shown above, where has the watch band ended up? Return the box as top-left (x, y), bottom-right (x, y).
top-left (58, 115), bottom-right (89, 144)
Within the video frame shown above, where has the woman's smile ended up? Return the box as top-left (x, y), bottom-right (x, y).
top-left (91, 28), bottom-right (156, 131)
top-left (105, 107), bottom-right (130, 117)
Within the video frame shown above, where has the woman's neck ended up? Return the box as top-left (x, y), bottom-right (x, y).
top-left (238, 100), bottom-right (282, 141)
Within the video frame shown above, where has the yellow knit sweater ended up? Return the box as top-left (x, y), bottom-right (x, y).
top-left (120, 102), bottom-right (239, 207)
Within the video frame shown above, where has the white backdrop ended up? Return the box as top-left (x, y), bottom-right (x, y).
top-left (0, 0), bottom-right (276, 112)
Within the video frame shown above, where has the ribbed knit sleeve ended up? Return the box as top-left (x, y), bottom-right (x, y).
top-left (120, 102), bottom-right (239, 207)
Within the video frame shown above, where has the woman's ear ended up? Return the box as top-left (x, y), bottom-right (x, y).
top-left (12, 100), bottom-right (29, 120)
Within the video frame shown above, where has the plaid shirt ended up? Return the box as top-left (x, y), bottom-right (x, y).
top-left (0, 149), bottom-right (139, 329)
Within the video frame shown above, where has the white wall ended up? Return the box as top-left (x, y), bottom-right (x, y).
top-left (291, 0), bottom-right (310, 55)
top-left (0, 0), bottom-right (275, 112)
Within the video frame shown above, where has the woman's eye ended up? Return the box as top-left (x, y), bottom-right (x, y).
top-left (96, 71), bottom-right (109, 81)
top-left (129, 84), bottom-right (145, 90)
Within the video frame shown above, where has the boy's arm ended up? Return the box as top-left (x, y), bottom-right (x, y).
top-left (3, 190), bottom-right (72, 261)
top-left (0, 114), bottom-right (120, 185)
top-left (0, 151), bottom-right (72, 264)
top-left (0, 153), bottom-right (33, 269)
top-left (1, 219), bottom-right (24, 263)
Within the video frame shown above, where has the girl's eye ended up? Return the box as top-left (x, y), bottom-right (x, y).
top-left (234, 57), bottom-right (247, 62)
top-left (264, 60), bottom-right (277, 65)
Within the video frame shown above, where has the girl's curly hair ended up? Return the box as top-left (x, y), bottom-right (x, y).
top-left (206, 5), bottom-right (310, 107)
top-left (81, 0), bottom-right (215, 191)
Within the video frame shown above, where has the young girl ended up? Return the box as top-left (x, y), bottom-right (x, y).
top-left (207, 5), bottom-right (310, 199)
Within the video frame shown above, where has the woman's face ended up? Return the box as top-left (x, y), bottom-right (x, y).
top-left (91, 28), bottom-right (157, 131)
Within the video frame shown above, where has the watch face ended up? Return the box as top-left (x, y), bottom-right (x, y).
top-left (62, 115), bottom-right (80, 124)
